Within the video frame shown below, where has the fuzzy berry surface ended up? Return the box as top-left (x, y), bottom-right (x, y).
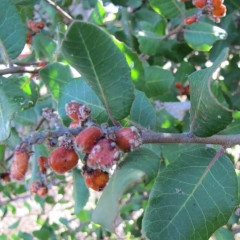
top-left (48, 147), bottom-right (78, 174)
top-left (75, 126), bottom-right (103, 153)
top-left (65, 101), bottom-right (81, 121)
top-left (87, 138), bottom-right (121, 169)
top-left (30, 180), bottom-right (41, 193)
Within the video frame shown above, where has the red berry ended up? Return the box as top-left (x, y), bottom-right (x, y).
top-left (175, 82), bottom-right (183, 89)
top-left (11, 149), bottom-right (30, 180)
top-left (65, 101), bottom-right (81, 121)
top-left (69, 121), bottom-right (79, 128)
top-left (27, 20), bottom-right (39, 33)
top-left (193, 0), bottom-right (207, 8)
top-left (212, 4), bottom-right (226, 17)
top-left (35, 22), bottom-right (45, 29)
top-left (30, 180), bottom-right (41, 193)
top-left (184, 15), bottom-right (198, 25)
top-left (26, 32), bottom-right (33, 44)
top-left (38, 156), bottom-right (48, 168)
top-left (115, 127), bottom-right (142, 152)
top-left (185, 85), bottom-right (190, 95)
top-left (38, 62), bottom-right (48, 68)
top-left (87, 138), bottom-right (121, 169)
top-left (48, 147), bottom-right (78, 174)
top-left (75, 126), bottom-right (103, 153)
top-left (37, 186), bottom-right (48, 197)
top-left (83, 169), bottom-right (109, 191)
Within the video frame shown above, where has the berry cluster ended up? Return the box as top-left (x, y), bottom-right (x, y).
top-left (175, 82), bottom-right (190, 96)
top-left (7, 101), bottom-right (142, 196)
top-left (26, 20), bottom-right (45, 44)
top-left (183, 0), bottom-right (226, 25)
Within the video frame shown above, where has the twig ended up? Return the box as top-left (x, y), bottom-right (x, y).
top-left (161, 22), bottom-right (185, 40)
top-left (44, 0), bottom-right (73, 23)
top-left (0, 66), bottom-right (41, 76)
top-left (0, 40), bottom-right (13, 67)
top-left (141, 131), bottom-right (240, 147)
top-left (0, 193), bottom-right (31, 206)
top-left (34, 118), bottom-right (46, 131)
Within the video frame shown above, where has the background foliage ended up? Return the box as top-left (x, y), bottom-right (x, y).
top-left (0, 0), bottom-right (240, 239)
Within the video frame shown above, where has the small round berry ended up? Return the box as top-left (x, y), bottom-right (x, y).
top-left (48, 147), bottom-right (78, 174)
top-left (75, 126), bottom-right (103, 153)
top-left (83, 169), bottom-right (109, 191)
top-left (35, 22), bottom-right (45, 29)
top-left (193, 0), bottom-right (206, 8)
top-left (38, 62), bottom-right (48, 68)
top-left (37, 186), bottom-right (48, 197)
top-left (11, 148), bottom-right (30, 180)
top-left (184, 15), bottom-right (198, 25)
top-left (212, 4), bottom-right (226, 17)
top-left (115, 127), bottom-right (142, 152)
top-left (0, 172), bottom-right (11, 183)
top-left (30, 180), bottom-right (41, 193)
top-left (175, 82), bottom-right (183, 89)
top-left (211, 0), bottom-right (223, 7)
top-left (65, 101), bottom-right (81, 121)
top-left (87, 138), bottom-right (121, 169)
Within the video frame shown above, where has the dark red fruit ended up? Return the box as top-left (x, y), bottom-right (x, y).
top-left (83, 169), bottom-right (109, 191)
top-left (11, 148), bottom-right (30, 180)
top-left (48, 147), bottom-right (78, 174)
top-left (0, 172), bottom-right (11, 182)
top-left (36, 22), bottom-right (45, 29)
top-left (30, 180), bottom-right (41, 193)
top-left (75, 126), bottom-right (103, 153)
top-left (38, 156), bottom-right (48, 174)
top-left (65, 101), bottom-right (81, 121)
top-left (37, 186), bottom-right (48, 197)
top-left (175, 82), bottom-right (183, 89)
top-left (115, 127), bottom-right (142, 152)
top-left (87, 138), bottom-right (121, 169)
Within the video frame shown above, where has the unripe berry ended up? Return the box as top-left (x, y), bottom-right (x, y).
top-left (212, 4), bottom-right (226, 17)
top-left (193, 0), bottom-right (206, 8)
top-left (30, 180), bottom-right (41, 193)
top-left (87, 138), bottom-right (121, 169)
top-left (115, 127), bottom-right (142, 152)
top-left (48, 147), bottom-right (78, 174)
top-left (11, 149), bottom-right (30, 180)
top-left (83, 169), bottom-right (109, 191)
top-left (184, 15), bottom-right (198, 25)
top-left (75, 126), bottom-right (103, 153)
top-left (37, 186), bottom-right (48, 197)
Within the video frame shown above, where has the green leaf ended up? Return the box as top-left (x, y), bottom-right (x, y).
top-left (213, 227), bottom-right (234, 240)
top-left (40, 63), bottom-right (73, 100)
top-left (144, 66), bottom-right (174, 97)
top-left (190, 48), bottom-right (232, 137)
top-left (88, 0), bottom-right (106, 25)
top-left (150, 0), bottom-right (184, 18)
top-left (142, 148), bottom-right (238, 240)
top-left (92, 148), bottom-right (160, 232)
top-left (184, 22), bottom-right (227, 51)
top-left (130, 90), bottom-right (156, 129)
top-left (18, 231), bottom-right (33, 240)
top-left (73, 169), bottom-right (89, 215)
top-left (8, 219), bottom-right (21, 229)
top-left (62, 21), bottom-right (135, 120)
top-left (0, 0), bottom-right (26, 59)
top-left (0, 77), bottom-right (33, 141)
top-left (58, 78), bottom-right (108, 125)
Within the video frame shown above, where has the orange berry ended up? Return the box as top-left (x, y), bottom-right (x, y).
top-left (175, 82), bottom-right (183, 89)
top-left (212, 4), bottom-right (226, 17)
top-left (115, 127), bottom-right (142, 152)
top-left (35, 22), bottom-right (45, 29)
top-left (184, 15), bottom-right (198, 25)
top-left (193, 0), bottom-right (207, 8)
top-left (30, 180), bottom-right (41, 193)
top-left (11, 149), bottom-right (30, 180)
top-left (87, 138), bottom-right (121, 169)
top-left (38, 62), bottom-right (48, 68)
top-left (75, 126), bottom-right (103, 153)
top-left (48, 147), bottom-right (78, 174)
top-left (83, 169), bottom-right (109, 191)
top-left (211, 0), bottom-right (223, 7)
top-left (37, 186), bottom-right (48, 197)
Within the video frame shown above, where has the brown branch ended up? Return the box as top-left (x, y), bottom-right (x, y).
top-left (161, 22), bottom-right (185, 40)
top-left (44, 0), bottom-right (73, 23)
top-left (0, 66), bottom-right (41, 76)
top-left (142, 131), bottom-right (240, 147)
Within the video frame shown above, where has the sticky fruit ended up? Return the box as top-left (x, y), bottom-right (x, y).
top-left (38, 156), bottom-right (48, 174)
top-left (11, 148), bottom-right (30, 180)
top-left (212, 4), bottom-right (226, 17)
top-left (37, 186), bottom-right (48, 197)
top-left (193, 0), bottom-right (206, 8)
top-left (87, 138), bottom-right (121, 169)
top-left (30, 180), bottom-right (41, 193)
top-left (83, 169), bottom-right (109, 191)
top-left (48, 147), bottom-right (78, 174)
top-left (184, 15), bottom-right (197, 25)
top-left (0, 172), bottom-right (11, 182)
top-left (75, 126), bottom-right (103, 153)
top-left (115, 127), bottom-right (142, 152)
